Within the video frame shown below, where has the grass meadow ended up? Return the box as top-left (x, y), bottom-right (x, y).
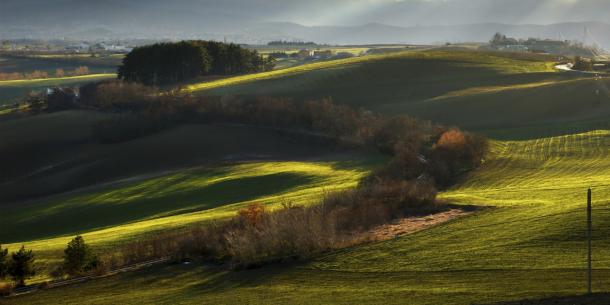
top-left (187, 49), bottom-right (610, 136)
top-left (5, 130), bottom-right (610, 305)
top-left (1, 160), bottom-right (377, 284)
top-left (2, 49), bottom-right (610, 304)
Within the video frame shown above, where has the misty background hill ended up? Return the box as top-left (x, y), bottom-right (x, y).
top-left (1, 0), bottom-right (609, 48)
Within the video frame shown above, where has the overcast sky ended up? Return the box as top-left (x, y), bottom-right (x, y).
top-left (2, 0), bottom-right (610, 28)
top-left (262, 0), bottom-right (610, 26)
top-left (2, 0), bottom-right (610, 42)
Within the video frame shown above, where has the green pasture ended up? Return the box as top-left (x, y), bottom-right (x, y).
top-left (7, 130), bottom-right (610, 304)
top-left (4, 49), bottom-right (610, 305)
top-left (1, 159), bottom-right (377, 283)
top-left (185, 49), bottom-right (610, 136)
top-left (185, 50), bottom-right (557, 95)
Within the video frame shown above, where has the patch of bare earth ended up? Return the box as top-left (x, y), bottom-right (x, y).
top-left (365, 209), bottom-right (473, 242)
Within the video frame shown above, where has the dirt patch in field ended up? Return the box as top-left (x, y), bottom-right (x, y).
top-left (365, 209), bottom-right (474, 242)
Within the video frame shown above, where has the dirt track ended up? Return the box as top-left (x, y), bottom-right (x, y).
top-left (366, 209), bottom-right (473, 242)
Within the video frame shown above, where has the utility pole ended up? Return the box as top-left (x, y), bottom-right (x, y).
top-left (587, 188), bottom-right (593, 294)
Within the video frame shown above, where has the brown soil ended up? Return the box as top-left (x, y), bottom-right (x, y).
top-left (365, 209), bottom-right (473, 242)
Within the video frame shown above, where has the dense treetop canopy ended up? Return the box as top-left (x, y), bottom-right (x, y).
top-left (118, 41), bottom-right (274, 86)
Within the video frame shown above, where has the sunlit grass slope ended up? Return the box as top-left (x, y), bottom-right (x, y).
top-left (10, 130), bottom-right (610, 305)
top-left (0, 110), bottom-right (356, 202)
top-left (9, 265), bottom-right (610, 305)
top-left (1, 159), bottom-right (377, 282)
top-left (186, 50), bottom-right (557, 101)
top-left (400, 77), bottom-right (610, 133)
top-left (314, 130), bottom-right (610, 272)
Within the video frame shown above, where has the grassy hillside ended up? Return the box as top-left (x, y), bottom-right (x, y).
top-left (316, 130), bottom-right (610, 272)
top-left (186, 49), bottom-right (610, 137)
top-left (3, 49), bottom-right (610, 305)
top-left (0, 109), bottom-right (381, 284)
top-left (1, 159), bottom-right (376, 284)
top-left (6, 130), bottom-right (610, 304)
top-left (0, 110), bottom-right (355, 202)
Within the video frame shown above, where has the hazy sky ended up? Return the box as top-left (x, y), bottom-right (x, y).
top-left (2, 0), bottom-right (610, 43)
top-left (2, 0), bottom-right (609, 28)
top-left (264, 0), bottom-right (610, 26)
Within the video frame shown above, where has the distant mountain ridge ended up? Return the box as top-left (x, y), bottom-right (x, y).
top-left (0, 1), bottom-right (608, 49)
top-left (242, 22), bottom-right (610, 49)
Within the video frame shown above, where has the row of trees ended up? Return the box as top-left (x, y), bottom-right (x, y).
top-left (19, 80), bottom-right (489, 273)
top-left (0, 67), bottom-right (90, 81)
top-left (0, 246), bottom-right (35, 288)
top-left (77, 81), bottom-right (488, 188)
top-left (71, 87), bottom-right (489, 267)
top-left (118, 41), bottom-right (275, 86)
top-left (0, 236), bottom-right (98, 291)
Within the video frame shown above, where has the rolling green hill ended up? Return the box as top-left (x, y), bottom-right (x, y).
top-left (6, 130), bottom-right (610, 305)
top-left (3, 49), bottom-right (610, 305)
top-left (188, 49), bottom-right (610, 137)
top-left (0, 110), bottom-right (381, 283)
top-left (1, 159), bottom-right (376, 284)
top-left (0, 110), bottom-right (358, 202)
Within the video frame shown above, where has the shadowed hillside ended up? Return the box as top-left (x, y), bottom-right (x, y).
top-left (189, 50), bottom-right (610, 137)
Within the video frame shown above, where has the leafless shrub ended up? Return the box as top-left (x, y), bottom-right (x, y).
top-left (0, 282), bottom-right (13, 296)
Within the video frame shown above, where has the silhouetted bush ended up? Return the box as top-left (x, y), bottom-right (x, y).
top-left (46, 88), bottom-right (78, 111)
top-left (427, 128), bottom-right (489, 187)
top-left (80, 80), bottom-right (157, 111)
top-left (101, 178), bottom-right (441, 269)
top-left (8, 246), bottom-right (35, 287)
top-left (63, 236), bottom-right (99, 276)
top-left (0, 282), bottom-right (12, 296)
top-left (0, 245), bottom-right (7, 279)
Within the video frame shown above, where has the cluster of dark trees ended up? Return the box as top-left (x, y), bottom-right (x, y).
top-left (118, 41), bottom-right (275, 86)
top-left (0, 236), bottom-right (98, 292)
top-left (0, 245), bottom-right (35, 288)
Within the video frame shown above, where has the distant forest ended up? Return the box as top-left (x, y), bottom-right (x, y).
top-left (118, 41), bottom-right (275, 86)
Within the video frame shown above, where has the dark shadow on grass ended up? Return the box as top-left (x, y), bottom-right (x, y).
top-left (480, 293), bottom-right (610, 305)
top-left (0, 172), bottom-right (320, 243)
top-left (180, 260), bottom-right (312, 294)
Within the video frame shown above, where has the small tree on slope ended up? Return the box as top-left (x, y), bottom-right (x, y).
top-left (0, 245), bottom-right (7, 279)
top-left (63, 236), bottom-right (98, 275)
top-left (9, 246), bottom-right (35, 287)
